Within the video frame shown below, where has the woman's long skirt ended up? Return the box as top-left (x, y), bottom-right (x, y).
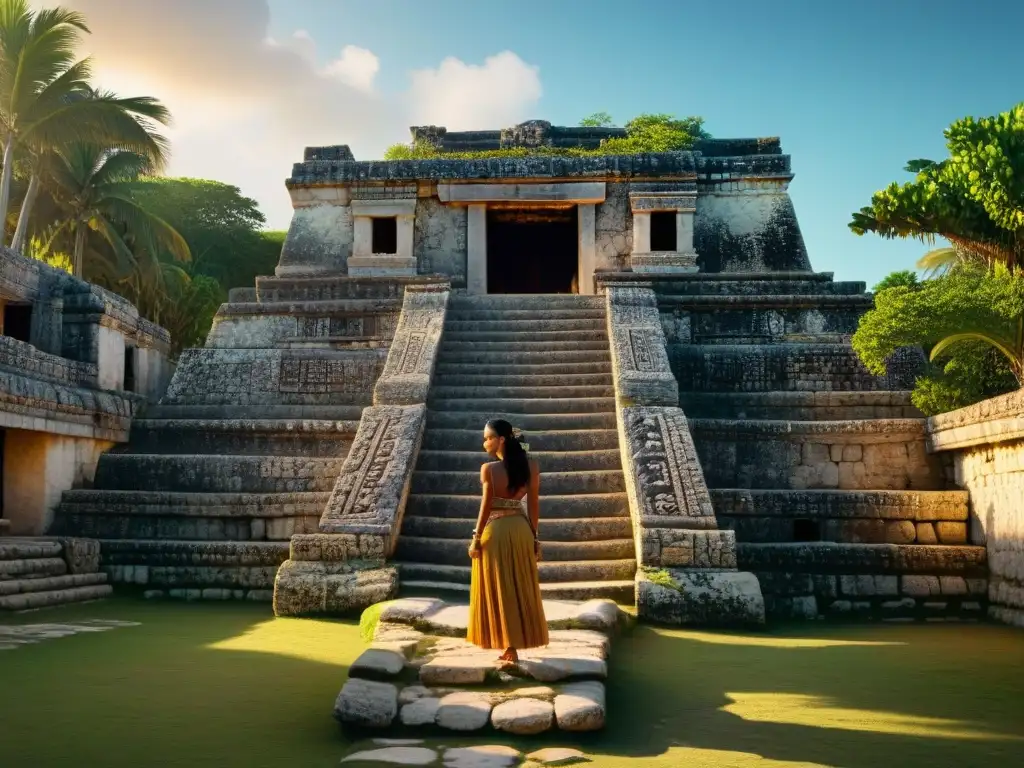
top-left (467, 514), bottom-right (549, 649)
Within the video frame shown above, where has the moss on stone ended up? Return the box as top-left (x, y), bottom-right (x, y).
top-left (641, 567), bottom-right (683, 592)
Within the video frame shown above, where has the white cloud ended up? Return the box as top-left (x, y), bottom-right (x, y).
top-left (323, 45), bottom-right (380, 93)
top-left (31, 1), bottom-right (543, 229)
top-left (409, 51), bottom-right (543, 130)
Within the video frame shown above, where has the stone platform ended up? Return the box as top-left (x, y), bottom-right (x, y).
top-left (334, 598), bottom-right (628, 735)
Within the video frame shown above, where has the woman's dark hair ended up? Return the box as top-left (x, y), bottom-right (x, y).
top-left (486, 418), bottom-right (531, 494)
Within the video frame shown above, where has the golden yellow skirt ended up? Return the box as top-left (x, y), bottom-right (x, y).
top-left (467, 514), bottom-right (549, 650)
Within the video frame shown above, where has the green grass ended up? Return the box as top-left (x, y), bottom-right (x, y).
top-left (2, 598), bottom-right (1023, 768)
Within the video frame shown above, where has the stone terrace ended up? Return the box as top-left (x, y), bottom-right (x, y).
top-left (51, 275), bottom-right (446, 599)
top-left (598, 272), bottom-right (987, 620)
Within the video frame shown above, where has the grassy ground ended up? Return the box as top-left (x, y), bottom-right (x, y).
top-left (2, 598), bottom-right (1023, 768)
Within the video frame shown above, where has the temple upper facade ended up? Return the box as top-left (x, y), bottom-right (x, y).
top-left (278, 121), bottom-right (810, 295)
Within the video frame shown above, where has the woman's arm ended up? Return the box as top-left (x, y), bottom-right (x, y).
top-left (527, 460), bottom-right (540, 535)
top-left (469, 464), bottom-right (493, 557)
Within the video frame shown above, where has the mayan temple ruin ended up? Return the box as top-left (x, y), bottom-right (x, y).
top-left (5, 118), bottom-right (1020, 634)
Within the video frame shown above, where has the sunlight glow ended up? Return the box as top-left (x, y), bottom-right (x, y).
top-left (660, 630), bottom-right (905, 649)
top-left (724, 693), bottom-right (1024, 741)
top-left (206, 618), bottom-right (355, 667)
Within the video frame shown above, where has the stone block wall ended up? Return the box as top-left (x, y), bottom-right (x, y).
top-left (928, 388), bottom-right (1024, 627)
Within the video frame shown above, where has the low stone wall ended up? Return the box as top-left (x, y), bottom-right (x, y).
top-left (691, 419), bottom-right (949, 491)
top-left (927, 388), bottom-right (1024, 627)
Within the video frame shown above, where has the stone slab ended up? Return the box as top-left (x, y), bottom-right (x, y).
top-left (435, 691), bottom-right (493, 731)
top-left (636, 569), bottom-right (766, 626)
top-left (272, 561), bottom-right (397, 617)
top-left (491, 697), bottom-right (555, 735)
top-left (341, 746), bottom-right (436, 765)
top-left (553, 681), bottom-right (606, 732)
top-left (334, 678), bottom-right (398, 727)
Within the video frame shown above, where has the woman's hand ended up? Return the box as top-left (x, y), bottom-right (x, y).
top-left (468, 537), bottom-right (482, 559)
top-left (533, 538), bottom-right (542, 562)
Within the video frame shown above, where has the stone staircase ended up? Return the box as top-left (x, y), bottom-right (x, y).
top-left (393, 294), bottom-right (636, 603)
top-left (0, 538), bottom-right (111, 611)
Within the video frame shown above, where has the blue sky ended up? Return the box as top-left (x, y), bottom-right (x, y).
top-left (260, 0), bottom-right (1023, 288)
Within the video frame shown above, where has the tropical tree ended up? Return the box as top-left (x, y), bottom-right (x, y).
top-left (849, 103), bottom-right (1024, 272)
top-left (42, 142), bottom-right (189, 278)
top-left (0, 0), bottom-right (172, 257)
top-left (579, 112), bottom-right (614, 127)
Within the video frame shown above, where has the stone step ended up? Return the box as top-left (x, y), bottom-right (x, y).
top-left (0, 539), bottom-right (63, 561)
top-left (680, 391), bottom-right (920, 420)
top-left (712, 489), bottom-right (969, 521)
top-left (0, 583), bottom-right (113, 611)
top-left (57, 490), bottom-right (330, 517)
top-left (448, 295), bottom-right (605, 311)
top-left (599, 272), bottom-right (866, 296)
top-left (736, 542), bottom-right (988, 576)
top-left (422, 429), bottom-right (619, 452)
top-left (144, 404), bottom-right (367, 420)
top-left (434, 361), bottom-right (612, 376)
top-left (431, 373), bottom-right (614, 388)
top-left (0, 557), bottom-right (67, 580)
top-left (429, 385), bottom-right (615, 400)
top-left (405, 493), bottom-right (629, 520)
top-left (401, 515), bottom-right (632, 541)
top-left (93, 454), bottom-right (342, 493)
top-left (399, 578), bottom-right (635, 603)
top-left (446, 309), bottom-right (607, 323)
top-left (441, 340), bottom-right (610, 354)
top-left (396, 559), bottom-right (638, 586)
top-left (443, 329), bottom-right (608, 343)
top-left (411, 470), bottom-right (626, 495)
top-left (394, 536), bottom-right (635, 566)
top-left (416, 450), bottom-right (622, 473)
top-left (427, 411), bottom-right (617, 431)
top-left (0, 571), bottom-right (108, 597)
top-left (99, 539), bottom-right (290, 566)
top-left (437, 349), bottom-right (610, 365)
top-left (123, 419), bottom-right (358, 456)
top-left (53, 511), bottom-right (318, 543)
top-left (445, 318), bottom-right (606, 333)
top-left (428, 398), bottom-right (615, 415)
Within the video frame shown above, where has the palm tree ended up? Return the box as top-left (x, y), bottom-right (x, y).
top-left (43, 142), bottom-right (189, 278)
top-left (0, 0), bottom-right (171, 258)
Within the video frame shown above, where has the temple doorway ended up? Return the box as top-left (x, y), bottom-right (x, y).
top-left (486, 207), bottom-right (578, 294)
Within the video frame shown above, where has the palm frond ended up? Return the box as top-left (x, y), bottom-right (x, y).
top-left (101, 192), bottom-right (191, 263)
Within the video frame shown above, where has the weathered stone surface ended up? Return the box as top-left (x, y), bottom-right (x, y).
top-left (491, 697), bottom-right (554, 735)
top-left (419, 656), bottom-right (493, 685)
top-left (272, 561), bottom-right (397, 617)
top-left (334, 678), bottom-right (398, 727)
top-left (606, 287), bottom-right (679, 407)
top-left (373, 286), bottom-right (448, 406)
top-left (435, 691), bottom-right (493, 731)
top-left (341, 747), bottom-right (436, 765)
top-left (636, 569), bottom-right (765, 626)
top-left (400, 697), bottom-right (440, 726)
top-left (318, 403), bottom-right (426, 546)
top-left (553, 681), bottom-right (606, 732)
top-left (350, 648), bottom-right (406, 679)
top-left (527, 748), bottom-right (591, 766)
top-left (442, 745), bottom-right (520, 768)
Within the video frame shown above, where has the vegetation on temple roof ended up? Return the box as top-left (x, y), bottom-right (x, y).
top-left (384, 113), bottom-right (710, 160)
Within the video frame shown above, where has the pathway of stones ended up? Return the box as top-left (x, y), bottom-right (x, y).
top-left (0, 619), bottom-right (140, 650)
top-left (335, 598), bottom-right (629, 736)
top-left (341, 739), bottom-right (590, 767)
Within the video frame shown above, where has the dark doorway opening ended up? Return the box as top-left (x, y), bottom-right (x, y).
top-left (2, 303), bottom-right (32, 343)
top-left (486, 207), bottom-right (578, 294)
top-left (792, 518), bottom-right (821, 542)
top-left (372, 217), bottom-right (397, 254)
top-left (650, 211), bottom-right (677, 251)
top-left (123, 346), bottom-right (136, 392)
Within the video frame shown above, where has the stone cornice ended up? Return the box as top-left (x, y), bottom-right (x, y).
top-left (927, 388), bottom-right (1024, 451)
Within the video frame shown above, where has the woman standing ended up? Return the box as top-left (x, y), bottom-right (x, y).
top-left (467, 419), bottom-right (549, 665)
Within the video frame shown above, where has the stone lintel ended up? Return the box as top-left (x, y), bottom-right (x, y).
top-left (348, 256), bottom-right (418, 277)
top-left (437, 182), bottom-right (606, 205)
top-left (351, 199), bottom-right (418, 217)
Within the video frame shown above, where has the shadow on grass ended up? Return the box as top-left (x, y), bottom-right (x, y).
top-left (3, 599), bottom-right (1024, 768)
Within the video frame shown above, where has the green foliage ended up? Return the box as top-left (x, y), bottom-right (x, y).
top-left (852, 264), bottom-right (1023, 414)
top-left (383, 113), bottom-right (710, 160)
top-left (850, 102), bottom-right (1024, 270)
top-left (127, 178), bottom-right (275, 291)
top-left (358, 601), bottom-right (387, 643)
top-left (872, 270), bottom-right (919, 292)
top-left (579, 111), bottom-right (614, 127)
